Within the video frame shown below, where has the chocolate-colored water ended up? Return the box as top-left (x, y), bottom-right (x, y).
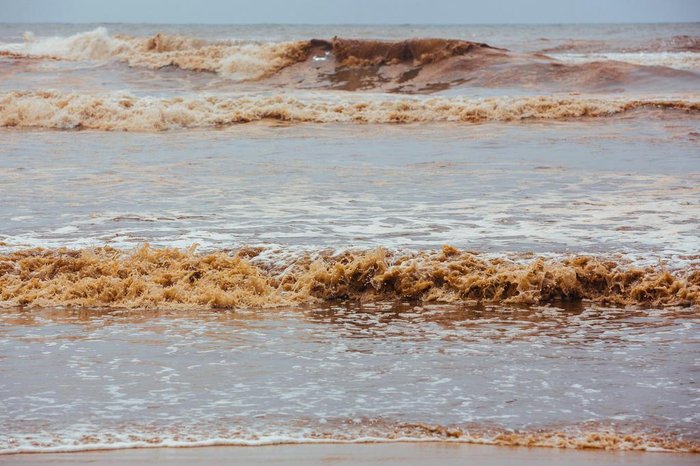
top-left (0, 22), bottom-right (699, 455)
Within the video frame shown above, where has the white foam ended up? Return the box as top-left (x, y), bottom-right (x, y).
top-left (550, 52), bottom-right (700, 71)
top-left (0, 27), bottom-right (131, 61)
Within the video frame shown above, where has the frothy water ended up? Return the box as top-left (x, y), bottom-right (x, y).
top-left (1, 121), bottom-right (698, 259)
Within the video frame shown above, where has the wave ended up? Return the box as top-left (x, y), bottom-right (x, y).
top-left (539, 35), bottom-right (700, 54)
top-left (1, 245), bottom-right (698, 310)
top-left (549, 52), bottom-right (700, 71)
top-left (1, 419), bottom-right (697, 454)
top-left (318, 37), bottom-right (497, 66)
top-left (1, 91), bottom-right (698, 130)
top-left (0, 28), bottom-right (496, 82)
top-left (0, 28), bottom-right (311, 80)
top-left (2, 28), bottom-right (698, 93)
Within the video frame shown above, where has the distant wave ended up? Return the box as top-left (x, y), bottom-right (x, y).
top-left (549, 52), bottom-right (700, 71)
top-left (539, 35), bottom-right (700, 54)
top-left (1, 245), bottom-right (698, 309)
top-left (0, 90), bottom-right (698, 130)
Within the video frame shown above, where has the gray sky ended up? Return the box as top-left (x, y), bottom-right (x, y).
top-left (1, 0), bottom-right (699, 24)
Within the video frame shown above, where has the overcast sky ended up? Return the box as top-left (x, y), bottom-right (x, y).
top-left (1, 0), bottom-right (699, 24)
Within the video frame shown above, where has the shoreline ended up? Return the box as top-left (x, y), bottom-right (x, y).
top-left (2, 443), bottom-right (698, 466)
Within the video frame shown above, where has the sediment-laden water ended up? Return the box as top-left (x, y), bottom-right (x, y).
top-left (0, 23), bottom-right (698, 455)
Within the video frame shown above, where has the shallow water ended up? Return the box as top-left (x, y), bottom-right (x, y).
top-left (1, 119), bottom-right (699, 260)
top-left (1, 304), bottom-right (698, 452)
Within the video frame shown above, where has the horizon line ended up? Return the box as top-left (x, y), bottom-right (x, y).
top-left (1, 20), bottom-right (699, 26)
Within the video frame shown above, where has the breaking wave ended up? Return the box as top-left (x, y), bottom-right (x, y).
top-left (1, 245), bottom-right (698, 310)
top-left (1, 90), bottom-right (698, 130)
top-left (0, 27), bottom-right (311, 80)
top-left (2, 28), bottom-right (698, 93)
top-left (0, 27), bottom-right (496, 81)
top-left (2, 422), bottom-right (697, 454)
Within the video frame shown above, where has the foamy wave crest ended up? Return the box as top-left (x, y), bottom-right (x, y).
top-left (550, 52), bottom-right (700, 71)
top-left (0, 29), bottom-right (499, 83)
top-left (1, 245), bottom-right (698, 310)
top-left (0, 27), bottom-right (310, 80)
top-left (1, 28), bottom-right (132, 60)
top-left (1, 90), bottom-right (698, 130)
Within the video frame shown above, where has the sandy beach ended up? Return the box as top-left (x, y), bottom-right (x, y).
top-left (3, 443), bottom-right (699, 466)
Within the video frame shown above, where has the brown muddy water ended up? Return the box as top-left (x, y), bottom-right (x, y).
top-left (0, 22), bottom-right (699, 455)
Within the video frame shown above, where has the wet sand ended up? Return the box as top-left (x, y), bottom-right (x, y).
top-left (3, 443), bottom-right (698, 465)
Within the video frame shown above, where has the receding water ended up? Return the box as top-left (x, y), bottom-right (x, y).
top-left (1, 303), bottom-right (698, 452)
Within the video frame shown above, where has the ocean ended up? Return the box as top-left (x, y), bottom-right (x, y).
top-left (0, 23), bottom-right (699, 456)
